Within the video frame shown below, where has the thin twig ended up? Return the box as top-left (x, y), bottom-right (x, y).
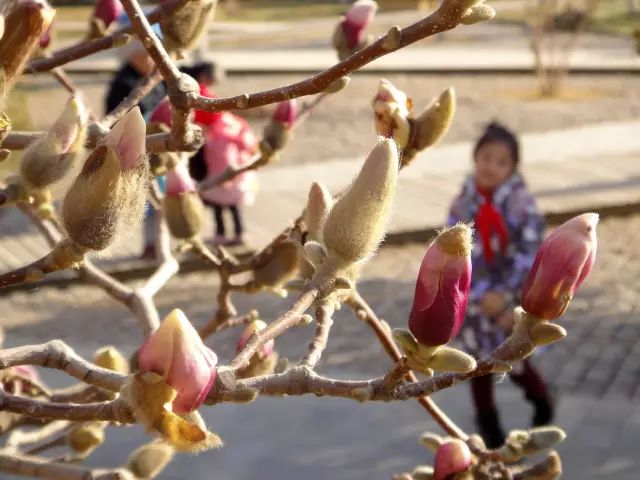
top-left (0, 341), bottom-right (127, 392)
top-left (189, 0), bottom-right (470, 113)
top-left (25, 0), bottom-right (188, 74)
top-left (6, 421), bottom-right (70, 449)
top-left (0, 449), bottom-right (131, 480)
top-left (300, 304), bottom-right (334, 369)
top-left (0, 391), bottom-right (134, 423)
top-left (139, 214), bottom-right (179, 298)
top-left (345, 290), bottom-right (469, 440)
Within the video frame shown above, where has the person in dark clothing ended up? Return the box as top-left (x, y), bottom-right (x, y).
top-left (104, 45), bottom-right (167, 118)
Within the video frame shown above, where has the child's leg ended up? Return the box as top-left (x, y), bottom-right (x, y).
top-left (509, 359), bottom-right (554, 426)
top-left (140, 203), bottom-right (156, 259)
top-left (213, 203), bottom-right (225, 239)
top-left (470, 374), bottom-right (505, 448)
top-left (229, 205), bottom-right (244, 243)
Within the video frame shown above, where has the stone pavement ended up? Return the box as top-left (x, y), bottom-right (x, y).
top-left (54, 9), bottom-right (640, 73)
top-left (3, 213), bottom-right (640, 479)
top-left (1, 119), bottom-right (639, 281)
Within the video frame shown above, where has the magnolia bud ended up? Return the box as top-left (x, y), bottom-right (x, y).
top-left (408, 224), bottom-right (472, 347)
top-left (62, 107), bottom-right (148, 251)
top-left (253, 241), bottom-right (299, 290)
top-left (461, 3), bottom-right (496, 25)
top-left (521, 213), bottom-right (598, 320)
top-left (305, 182), bottom-right (333, 242)
top-left (126, 441), bottom-right (174, 479)
top-left (20, 96), bottom-right (88, 188)
top-left (420, 432), bottom-right (444, 452)
top-left (160, 0), bottom-right (217, 55)
top-left (272, 99), bottom-right (297, 128)
top-left (343, 0), bottom-right (377, 49)
top-left (404, 87), bottom-right (456, 165)
top-left (412, 466), bottom-right (434, 480)
top-left (372, 79), bottom-right (412, 148)
top-left (164, 162), bottom-right (204, 240)
top-left (0, 0), bottom-right (55, 88)
top-left (433, 440), bottom-right (472, 480)
top-left (93, 346), bottom-right (129, 374)
top-left (123, 372), bottom-right (222, 452)
top-left (236, 319), bottom-right (274, 359)
top-left (149, 97), bottom-right (173, 127)
top-left (263, 121), bottom-right (291, 152)
top-left (323, 139), bottom-right (398, 267)
top-left (324, 76), bottom-right (350, 94)
top-left (138, 309), bottom-right (218, 414)
top-left (67, 422), bottom-right (104, 453)
top-left (92, 0), bottom-right (122, 32)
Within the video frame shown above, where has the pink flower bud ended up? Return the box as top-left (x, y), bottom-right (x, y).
top-left (272, 99), bottom-right (297, 128)
top-left (343, 0), bottom-right (378, 48)
top-left (165, 162), bottom-right (196, 197)
top-left (433, 440), bottom-right (472, 480)
top-left (521, 213), bottom-right (598, 320)
top-left (149, 98), bottom-right (173, 127)
top-left (12, 365), bottom-right (40, 382)
top-left (106, 107), bottom-right (147, 171)
top-left (93, 0), bottom-right (123, 29)
top-left (236, 320), bottom-right (274, 359)
top-left (39, 24), bottom-right (52, 48)
top-left (138, 309), bottom-right (217, 414)
top-left (408, 225), bottom-right (472, 347)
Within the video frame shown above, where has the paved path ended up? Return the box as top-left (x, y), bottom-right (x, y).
top-left (2, 119), bottom-right (639, 278)
top-left (4, 213), bottom-right (640, 479)
top-left (53, 9), bottom-right (640, 73)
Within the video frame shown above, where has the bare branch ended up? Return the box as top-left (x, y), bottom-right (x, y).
top-left (0, 450), bottom-right (132, 479)
top-left (0, 391), bottom-right (133, 423)
top-left (228, 278), bottom-right (334, 374)
top-left (25, 0), bottom-right (188, 74)
top-left (190, 0), bottom-right (470, 113)
top-left (0, 341), bottom-right (127, 392)
top-left (300, 304), bottom-right (334, 369)
top-left (139, 215), bottom-right (179, 298)
top-left (6, 421), bottom-right (70, 450)
top-left (346, 290), bottom-right (469, 440)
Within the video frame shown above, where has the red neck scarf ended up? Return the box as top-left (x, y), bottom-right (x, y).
top-left (475, 186), bottom-right (509, 264)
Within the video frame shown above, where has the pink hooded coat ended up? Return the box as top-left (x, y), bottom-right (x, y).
top-left (200, 112), bottom-right (258, 206)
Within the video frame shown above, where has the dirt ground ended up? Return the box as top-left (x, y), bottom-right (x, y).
top-left (18, 72), bottom-right (640, 168)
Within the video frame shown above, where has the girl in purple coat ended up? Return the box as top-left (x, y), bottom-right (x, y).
top-left (447, 122), bottom-right (554, 448)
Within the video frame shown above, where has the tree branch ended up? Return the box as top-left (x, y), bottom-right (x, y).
top-left (300, 304), bottom-right (334, 369)
top-left (139, 214), bottom-right (179, 298)
top-left (0, 341), bottom-right (127, 392)
top-left (0, 450), bottom-right (132, 479)
top-left (25, 0), bottom-right (188, 74)
top-left (189, 0), bottom-right (470, 113)
top-left (345, 290), bottom-right (469, 440)
top-left (0, 391), bottom-right (133, 423)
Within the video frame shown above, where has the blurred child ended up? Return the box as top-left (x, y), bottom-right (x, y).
top-left (447, 122), bottom-right (554, 448)
top-left (199, 110), bottom-right (258, 246)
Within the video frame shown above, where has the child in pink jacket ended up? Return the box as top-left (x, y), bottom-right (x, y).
top-left (200, 112), bottom-right (258, 246)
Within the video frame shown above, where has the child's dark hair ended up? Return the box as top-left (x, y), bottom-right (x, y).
top-left (473, 122), bottom-right (520, 166)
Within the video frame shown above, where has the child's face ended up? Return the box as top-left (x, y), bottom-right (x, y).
top-left (474, 141), bottom-right (515, 190)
